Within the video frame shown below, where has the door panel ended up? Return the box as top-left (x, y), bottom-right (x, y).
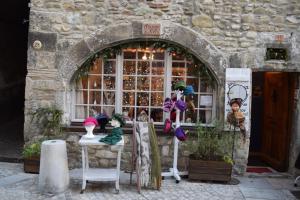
top-left (262, 72), bottom-right (289, 171)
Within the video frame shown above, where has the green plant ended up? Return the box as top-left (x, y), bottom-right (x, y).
top-left (31, 106), bottom-right (63, 139)
top-left (22, 142), bottom-right (41, 158)
top-left (182, 121), bottom-right (234, 165)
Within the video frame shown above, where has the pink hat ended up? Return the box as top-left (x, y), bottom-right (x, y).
top-left (83, 117), bottom-right (98, 126)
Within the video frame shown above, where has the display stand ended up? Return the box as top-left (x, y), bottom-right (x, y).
top-left (79, 135), bottom-right (124, 193)
top-left (161, 90), bottom-right (188, 183)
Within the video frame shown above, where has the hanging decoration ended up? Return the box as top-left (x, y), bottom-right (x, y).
top-left (70, 41), bottom-right (215, 84)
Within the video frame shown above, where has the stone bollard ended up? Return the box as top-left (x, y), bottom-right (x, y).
top-left (39, 140), bottom-right (69, 194)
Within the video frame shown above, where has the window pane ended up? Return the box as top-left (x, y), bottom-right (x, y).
top-left (89, 91), bottom-right (101, 105)
top-left (200, 81), bottom-right (213, 93)
top-left (137, 61), bottom-right (150, 75)
top-left (75, 106), bottom-right (88, 119)
top-left (138, 52), bottom-right (150, 59)
top-left (89, 75), bottom-right (101, 90)
top-left (199, 110), bottom-right (212, 124)
top-left (89, 58), bottom-right (102, 74)
top-left (123, 107), bottom-right (135, 121)
top-left (185, 110), bottom-right (197, 123)
top-left (199, 95), bottom-right (213, 108)
top-left (150, 108), bottom-right (163, 122)
top-left (90, 106), bottom-right (101, 116)
top-left (186, 95), bottom-right (198, 108)
top-left (123, 76), bottom-right (135, 90)
top-left (76, 78), bottom-right (88, 90)
top-left (76, 90), bottom-right (88, 104)
top-left (103, 92), bottom-right (115, 105)
top-left (102, 106), bottom-right (115, 118)
top-left (152, 61), bottom-right (164, 75)
top-left (137, 92), bottom-right (149, 107)
top-left (151, 92), bottom-right (163, 106)
top-left (153, 51), bottom-right (164, 60)
top-left (123, 92), bottom-right (135, 106)
top-left (186, 78), bottom-right (199, 92)
top-left (103, 61), bottom-right (116, 74)
top-left (172, 62), bottom-right (185, 76)
top-left (123, 61), bottom-right (136, 75)
top-left (151, 77), bottom-right (164, 91)
top-left (137, 76), bottom-right (150, 91)
top-left (124, 50), bottom-right (136, 59)
top-left (172, 53), bottom-right (184, 60)
top-left (187, 62), bottom-right (199, 76)
top-left (103, 76), bottom-right (115, 90)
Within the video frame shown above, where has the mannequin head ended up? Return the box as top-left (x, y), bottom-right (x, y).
top-left (110, 118), bottom-right (121, 128)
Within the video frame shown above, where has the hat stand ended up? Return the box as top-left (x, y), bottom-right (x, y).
top-left (161, 90), bottom-right (188, 183)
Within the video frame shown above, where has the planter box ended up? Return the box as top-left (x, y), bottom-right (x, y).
top-left (188, 159), bottom-right (232, 182)
top-left (24, 156), bottom-right (40, 174)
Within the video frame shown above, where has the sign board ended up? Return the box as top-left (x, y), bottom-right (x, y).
top-left (225, 68), bottom-right (252, 133)
top-left (142, 23), bottom-right (161, 36)
top-left (200, 95), bottom-right (213, 106)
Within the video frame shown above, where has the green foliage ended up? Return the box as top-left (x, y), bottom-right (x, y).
top-left (183, 121), bottom-right (234, 165)
top-left (22, 141), bottom-right (41, 158)
top-left (31, 106), bottom-right (63, 139)
top-left (70, 41), bottom-right (215, 84)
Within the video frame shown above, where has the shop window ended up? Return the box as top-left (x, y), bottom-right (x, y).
top-left (266, 48), bottom-right (288, 61)
top-left (73, 47), bottom-right (216, 125)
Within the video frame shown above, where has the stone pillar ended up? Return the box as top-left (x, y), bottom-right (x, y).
top-left (39, 140), bottom-right (69, 194)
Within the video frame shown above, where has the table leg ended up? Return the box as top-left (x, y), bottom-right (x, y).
top-left (81, 146), bottom-right (87, 193)
top-left (115, 148), bottom-right (121, 193)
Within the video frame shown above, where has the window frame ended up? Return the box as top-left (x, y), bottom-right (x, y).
top-left (71, 49), bottom-right (216, 126)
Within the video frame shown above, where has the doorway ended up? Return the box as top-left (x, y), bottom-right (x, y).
top-left (249, 72), bottom-right (294, 172)
top-left (0, 0), bottom-right (30, 161)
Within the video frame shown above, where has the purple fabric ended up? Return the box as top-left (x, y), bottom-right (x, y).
top-left (175, 100), bottom-right (187, 112)
top-left (163, 98), bottom-right (175, 112)
top-left (175, 127), bottom-right (187, 141)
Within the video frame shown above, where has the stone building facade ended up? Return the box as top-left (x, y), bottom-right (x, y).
top-left (25, 0), bottom-right (300, 175)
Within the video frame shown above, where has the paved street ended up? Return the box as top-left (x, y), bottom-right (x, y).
top-left (0, 162), bottom-right (298, 200)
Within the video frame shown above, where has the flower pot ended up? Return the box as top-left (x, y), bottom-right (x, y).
top-left (188, 159), bottom-right (232, 182)
top-left (24, 156), bottom-right (40, 174)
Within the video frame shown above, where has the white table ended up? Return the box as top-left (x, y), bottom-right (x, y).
top-left (79, 135), bottom-right (124, 193)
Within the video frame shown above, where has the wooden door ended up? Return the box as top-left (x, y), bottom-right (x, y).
top-left (262, 72), bottom-right (290, 171)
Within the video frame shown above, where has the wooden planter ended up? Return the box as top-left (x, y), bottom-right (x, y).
top-left (24, 156), bottom-right (40, 174)
top-left (188, 159), bottom-right (232, 182)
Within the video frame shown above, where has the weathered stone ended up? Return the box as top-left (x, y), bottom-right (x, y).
top-left (28, 32), bottom-right (57, 52)
top-left (192, 14), bottom-right (213, 28)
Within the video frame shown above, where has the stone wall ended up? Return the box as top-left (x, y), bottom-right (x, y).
top-left (25, 0), bottom-right (300, 174)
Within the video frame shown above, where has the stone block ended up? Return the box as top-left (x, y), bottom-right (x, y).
top-left (192, 14), bottom-right (213, 28)
top-left (68, 40), bottom-right (92, 66)
top-left (28, 32), bottom-right (57, 52)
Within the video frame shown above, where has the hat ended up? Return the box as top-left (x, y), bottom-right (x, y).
top-left (175, 100), bottom-right (187, 112)
top-left (172, 80), bottom-right (186, 91)
top-left (163, 118), bottom-right (172, 134)
top-left (95, 113), bottom-right (109, 130)
top-left (163, 98), bottom-right (175, 112)
top-left (229, 98), bottom-right (242, 107)
top-left (183, 85), bottom-right (195, 96)
top-left (83, 117), bottom-right (98, 127)
top-left (175, 127), bottom-right (187, 141)
top-left (112, 113), bottom-right (125, 127)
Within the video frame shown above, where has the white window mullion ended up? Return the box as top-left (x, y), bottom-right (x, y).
top-left (115, 53), bottom-right (123, 113)
top-left (164, 50), bottom-right (172, 121)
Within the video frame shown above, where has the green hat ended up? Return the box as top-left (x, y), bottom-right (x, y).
top-left (112, 113), bottom-right (125, 127)
top-left (172, 80), bottom-right (186, 91)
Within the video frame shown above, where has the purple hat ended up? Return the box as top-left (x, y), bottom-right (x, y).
top-left (175, 127), bottom-right (187, 141)
top-left (175, 100), bottom-right (187, 112)
top-left (163, 98), bottom-right (175, 112)
top-left (83, 117), bottom-right (98, 126)
top-left (163, 118), bottom-right (172, 134)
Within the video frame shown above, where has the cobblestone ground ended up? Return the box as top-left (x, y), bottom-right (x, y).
top-left (0, 162), bottom-right (297, 200)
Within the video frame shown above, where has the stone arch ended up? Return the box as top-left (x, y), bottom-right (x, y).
top-left (59, 21), bottom-right (228, 85)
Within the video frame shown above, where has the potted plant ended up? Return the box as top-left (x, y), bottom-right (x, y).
top-left (183, 121), bottom-right (234, 182)
top-left (23, 106), bottom-right (63, 173)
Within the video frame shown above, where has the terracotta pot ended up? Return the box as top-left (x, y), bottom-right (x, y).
top-left (188, 159), bottom-right (232, 182)
top-left (24, 156), bottom-right (40, 174)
